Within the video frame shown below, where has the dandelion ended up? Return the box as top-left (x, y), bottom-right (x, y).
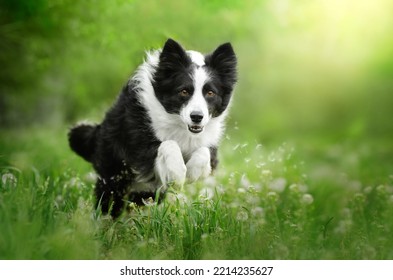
top-left (261, 169), bottom-right (272, 179)
top-left (148, 238), bottom-right (157, 245)
top-left (255, 143), bottom-right (263, 150)
top-left (301, 194), bottom-right (314, 205)
top-left (240, 174), bottom-right (250, 188)
top-left (141, 197), bottom-right (157, 207)
top-left (269, 178), bottom-right (286, 193)
top-left (216, 227), bottom-right (224, 234)
top-left (199, 187), bottom-right (214, 200)
top-left (1, 173), bottom-right (17, 188)
top-left (204, 176), bottom-right (217, 187)
top-left (363, 186), bottom-right (373, 194)
top-left (236, 210), bottom-right (249, 221)
top-left (237, 187), bottom-right (246, 194)
top-left (354, 193), bottom-right (366, 204)
top-left (84, 172), bottom-right (97, 183)
top-left (289, 184), bottom-right (299, 192)
top-left (376, 184), bottom-right (386, 193)
top-left (246, 195), bottom-right (260, 205)
top-left (251, 206), bottom-right (265, 217)
top-left (267, 191), bottom-right (278, 202)
top-left (297, 184), bottom-right (308, 193)
top-left (230, 201), bottom-right (240, 208)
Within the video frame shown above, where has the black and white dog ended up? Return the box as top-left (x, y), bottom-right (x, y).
top-left (68, 39), bottom-right (237, 217)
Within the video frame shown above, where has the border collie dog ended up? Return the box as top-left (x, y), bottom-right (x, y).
top-left (68, 39), bottom-right (237, 217)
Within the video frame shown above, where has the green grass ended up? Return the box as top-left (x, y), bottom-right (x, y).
top-left (1, 126), bottom-right (393, 260)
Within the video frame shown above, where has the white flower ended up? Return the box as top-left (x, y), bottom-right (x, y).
top-left (269, 178), bottom-right (286, 193)
top-left (141, 197), bottom-right (157, 207)
top-left (301, 194), bottom-right (314, 205)
top-left (236, 210), bottom-right (249, 221)
top-left (199, 187), bottom-right (214, 200)
top-left (251, 207), bottom-right (265, 217)
top-left (240, 174), bottom-right (250, 188)
top-left (2, 173), bottom-right (17, 188)
top-left (237, 187), bottom-right (246, 194)
top-left (84, 172), bottom-right (97, 183)
top-left (267, 191), bottom-right (278, 202)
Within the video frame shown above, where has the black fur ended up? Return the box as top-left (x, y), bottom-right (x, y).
top-left (68, 39), bottom-right (237, 218)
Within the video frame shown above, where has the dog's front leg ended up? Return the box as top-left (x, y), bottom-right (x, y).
top-left (155, 140), bottom-right (187, 189)
top-left (186, 147), bottom-right (212, 183)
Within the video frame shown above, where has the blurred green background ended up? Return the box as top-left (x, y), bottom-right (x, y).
top-left (1, 0), bottom-right (393, 144)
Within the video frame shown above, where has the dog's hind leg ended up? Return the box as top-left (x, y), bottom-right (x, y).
top-left (95, 177), bottom-right (128, 218)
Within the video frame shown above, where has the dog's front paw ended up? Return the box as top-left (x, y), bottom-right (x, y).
top-left (155, 140), bottom-right (186, 189)
top-left (186, 147), bottom-right (211, 183)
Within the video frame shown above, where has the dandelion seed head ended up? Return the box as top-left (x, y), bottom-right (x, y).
top-left (148, 238), bottom-right (157, 245)
top-left (251, 206), bottom-right (265, 217)
top-left (204, 176), bottom-right (217, 187)
top-left (376, 184), bottom-right (386, 193)
top-left (240, 174), bottom-right (250, 188)
top-left (269, 178), bottom-right (286, 193)
top-left (167, 192), bottom-right (188, 205)
top-left (354, 193), bottom-right (366, 203)
top-left (1, 173), bottom-right (17, 188)
top-left (237, 187), bottom-right (246, 194)
top-left (216, 227), bottom-right (223, 234)
top-left (230, 201), bottom-right (240, 208)
top-left (199, 187), bottom-right (214, 200)
top-left (363, 186), bottom-right (373, 194)
top-left (334, 220), bottom-right (352, 234)
top-left (267, 191), bottom-right (278, 202)
top-left (84, 172), bottom-right (97, 183)
top-left (301, 193), bottom-right (314, 205)
top-left (289, 184), bottom-right (299, 192)
top-left (261, 169), bottom-right (272, 179)
top-left (246, 195), bottom-right (260, 205)
top-left (298, 184), bottom-right (309, 193)
top-left (142, 197), bottom-right (156, 207)
top-left (236, 210), bottom-right (249, 221)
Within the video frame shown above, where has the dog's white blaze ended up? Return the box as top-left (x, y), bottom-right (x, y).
top-left (181, 67), bottom-right (210, 127)
top-left (187, 50), bottom-right (205, 67)
top-left (133, 50), bottom-right (227, 160)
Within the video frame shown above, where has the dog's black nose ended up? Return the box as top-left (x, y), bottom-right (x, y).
top-left (190, 111), bottom-right (204, 123)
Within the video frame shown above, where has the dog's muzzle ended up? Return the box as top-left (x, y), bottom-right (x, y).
top-left (189, 111), bottom-right (204, 133)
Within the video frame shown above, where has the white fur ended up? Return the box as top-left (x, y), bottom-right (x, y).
top-left (186, 146), bottom-right (211, 182)
top-left (186, 50), bottom-right (206, 66)
top-left (155, 140), bottom-right (186, 189)
top-left (181, 67), bottom-right (210, 128)
top-left (133, 50), bottom-right (228, 162)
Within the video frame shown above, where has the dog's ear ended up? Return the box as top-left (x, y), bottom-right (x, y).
top-left (159, 39), bottom-right (190, 69)
top-left (206, 43), bottom-right (237, 86)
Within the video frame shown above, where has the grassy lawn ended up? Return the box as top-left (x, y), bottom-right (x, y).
top-left (1, 126), bottom-right (392, 260)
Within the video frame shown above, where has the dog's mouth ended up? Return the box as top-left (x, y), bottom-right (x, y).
top-left (188, 125), bottom-right (204, 134)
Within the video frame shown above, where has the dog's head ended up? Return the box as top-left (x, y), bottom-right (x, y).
top-left (152, 39), bottom-right (237, 134)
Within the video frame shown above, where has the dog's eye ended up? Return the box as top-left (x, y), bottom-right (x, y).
top-left (206, 90), bottom-right (216, 97)
top-left (179, 89), bottom-right (190, 97)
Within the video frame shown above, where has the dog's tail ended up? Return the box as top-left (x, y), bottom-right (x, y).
top-left (68, 123), bottom-right (100, 162)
